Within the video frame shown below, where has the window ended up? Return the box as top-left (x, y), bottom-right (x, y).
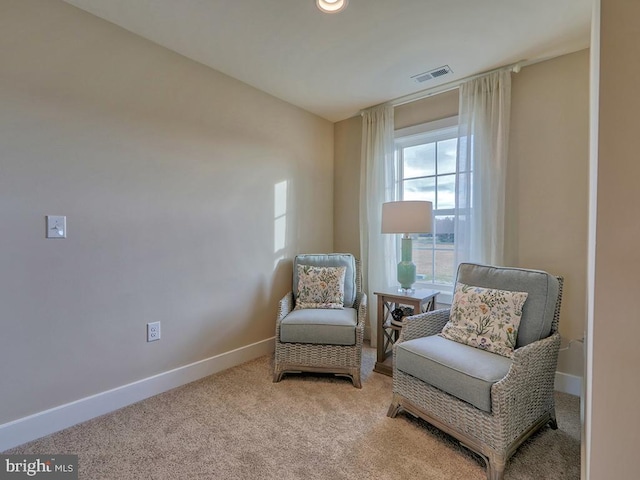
top-left (394, 117), bottom-right (458, 296)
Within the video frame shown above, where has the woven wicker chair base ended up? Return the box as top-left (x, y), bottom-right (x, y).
top-left (273, 363), bottom-right (361, 388)
top-left (387, 383), bottom-right (557, 480)
top-left (274, 335), bottom-right (363, 388)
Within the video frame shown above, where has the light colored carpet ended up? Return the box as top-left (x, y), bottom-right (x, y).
top-left (5, 347), bottom-right (580, 479)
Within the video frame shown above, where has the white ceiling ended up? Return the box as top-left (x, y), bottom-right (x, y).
top-left (62, 0), bottom-right (592, 122)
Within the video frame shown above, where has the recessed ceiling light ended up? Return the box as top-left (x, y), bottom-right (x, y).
top-left (316, 0), bottom-right (348, 14)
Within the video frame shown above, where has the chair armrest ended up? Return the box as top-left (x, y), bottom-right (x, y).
top-left (397, 308), bottom-right (451, 343)
top-left (276, 291), bottom-right (294, 323)
top-left (491, 332), bottom-right (562, 415)
top-left (355, 291), bottom-right (367, 328)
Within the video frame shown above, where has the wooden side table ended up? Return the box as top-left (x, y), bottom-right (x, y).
top-left (373, 288), bottom-right (439, 376)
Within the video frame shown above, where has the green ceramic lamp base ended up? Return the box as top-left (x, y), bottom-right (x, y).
top-left (397, 236), bottom-right (416, 291)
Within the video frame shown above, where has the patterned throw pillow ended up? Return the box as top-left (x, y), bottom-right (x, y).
top-left (439, 282), bottom-right (529, 358)
top-left (295, 265), bottom-right (347, 310)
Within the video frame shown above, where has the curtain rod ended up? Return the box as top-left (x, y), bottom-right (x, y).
top-left (361, 60), bottom-right (525, 114)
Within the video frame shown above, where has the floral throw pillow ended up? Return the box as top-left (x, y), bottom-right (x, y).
top-left (295, 265), bottom-right (347, 310)
top-left (439, 282), bottom-right (529, 358)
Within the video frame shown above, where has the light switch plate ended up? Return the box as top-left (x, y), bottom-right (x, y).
top-left (46, 215), bottom-right (67, 238)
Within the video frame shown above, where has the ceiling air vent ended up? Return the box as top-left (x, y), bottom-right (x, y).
top-left (411, 65), bottom-right (452, 83)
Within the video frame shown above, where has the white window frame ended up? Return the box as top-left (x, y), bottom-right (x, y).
top-left (394, 116), bottom-right (459, 303)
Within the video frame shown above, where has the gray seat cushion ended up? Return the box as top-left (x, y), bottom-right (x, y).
top-left (280, 307), bottom-right (357, 345)
top-left (396, 335), bottom-right (512, 412)
top-left (457, 263), bottom-right (559, 348)
top-left (293, 254), bottom-right (357, 307)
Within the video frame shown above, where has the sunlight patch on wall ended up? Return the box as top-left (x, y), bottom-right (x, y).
top-left (274, 180), bottom-right (288, 265)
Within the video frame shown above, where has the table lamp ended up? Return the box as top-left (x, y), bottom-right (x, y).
top-left (381, 201), bottom-right (433, 292)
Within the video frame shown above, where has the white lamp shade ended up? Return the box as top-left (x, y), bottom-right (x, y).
top-left (381, 201), bottom-right (433, 234)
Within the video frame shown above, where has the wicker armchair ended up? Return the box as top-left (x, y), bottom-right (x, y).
top-left (387, 263), bottom-right (563, 480)
top-left (273, 253), bottom-right (367, 388)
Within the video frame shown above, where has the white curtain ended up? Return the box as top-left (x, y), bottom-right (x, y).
top-left (454, 69), bottom-right (512, 268)
top-left (359, 104), bottom-right (397, 347)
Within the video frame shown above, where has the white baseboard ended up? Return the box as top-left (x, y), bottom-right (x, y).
top-left (555, 371), bottom-right (583, 397)
top-left (0, 337), bottom-right (275, 452)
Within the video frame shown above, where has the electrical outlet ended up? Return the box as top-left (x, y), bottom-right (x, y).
top-left (147, 322), bottom-right (161, 342)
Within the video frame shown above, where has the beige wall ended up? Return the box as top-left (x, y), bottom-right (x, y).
top-left (0, 0), bottom-right (333, 425)
top-left (333, 50), bottom-right (589, 378)
top-left (333, 115), bottom-right (362, 256)
top-left (394, 89), bottom-right (459, 131)
top-left (507, 50), bottom-right (590, 377)
top-left (588, 0), bottom-right (640, 477)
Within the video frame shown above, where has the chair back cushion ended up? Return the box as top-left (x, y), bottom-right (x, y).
top-left (294, 254), bottom-right (357, 307)
top-left (456, 263), bottom-right (559, 348)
